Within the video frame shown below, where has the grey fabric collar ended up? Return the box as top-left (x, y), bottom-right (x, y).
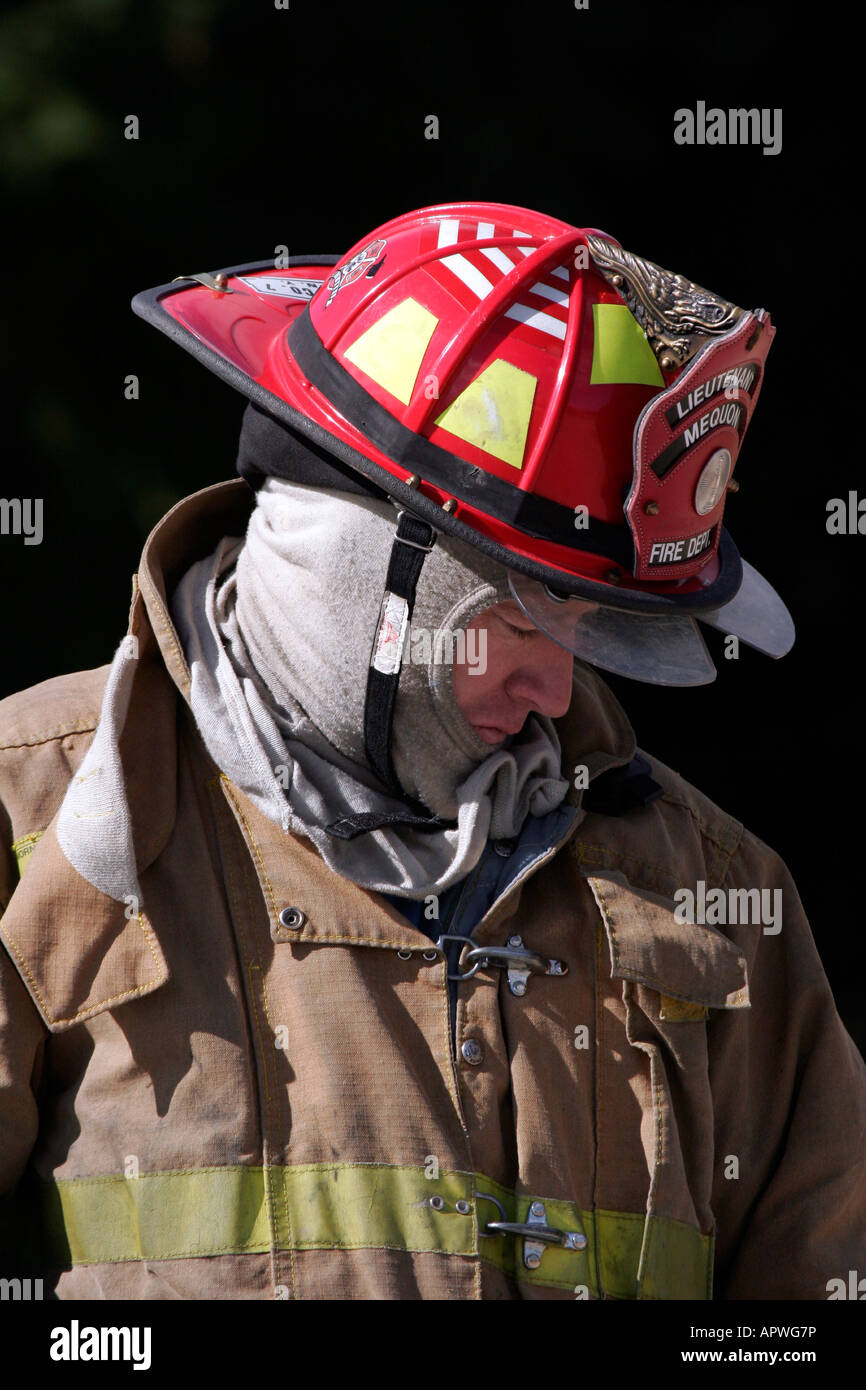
top-left (169, 479), bottom-right (570, 897)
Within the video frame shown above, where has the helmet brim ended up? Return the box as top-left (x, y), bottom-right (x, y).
top-left (508, 556), bottom-right (794, 686)
top-left (696, 559), bottom-right (795, 658)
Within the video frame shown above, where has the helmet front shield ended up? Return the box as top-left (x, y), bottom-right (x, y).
top-left (507, 571), bottom-right (716, 686)
top-left (508, 559), bottom-right (794, 687)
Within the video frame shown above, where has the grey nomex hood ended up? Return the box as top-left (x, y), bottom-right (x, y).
top-left (170, 477), bottom-right (570, 897)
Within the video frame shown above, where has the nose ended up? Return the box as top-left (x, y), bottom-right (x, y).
top-left (505, 634), bottom-right (574, 719)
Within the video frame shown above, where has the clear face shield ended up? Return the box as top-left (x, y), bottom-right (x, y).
top-left (507, 561), bottom-right (795, 686)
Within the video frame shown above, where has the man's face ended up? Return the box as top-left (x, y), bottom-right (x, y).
top-left (452, 599), bottom-right (576, 746)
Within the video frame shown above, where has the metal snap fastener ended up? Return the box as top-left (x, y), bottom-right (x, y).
top-left (493, 839), bottom-right (516, 857)
top-left (455, 1199), bottom-right (472, 1215)
top-left (564, 1231), bottom-right (588, 1250)
top-left (422, 949), bottom-right (439, 961)
top-left (461, 1039), bottom-right (484, 1066)
top-left (396, 948), bottom-right (413, 959)
top-left (428, 1194), bottom-right (445, 1211)
top-left (278, 906), bottom-right (306, 930)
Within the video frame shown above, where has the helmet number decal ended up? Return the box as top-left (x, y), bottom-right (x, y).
top-left (236, 275), bottom-right (324, 301)
top-left (326, 239), bottom-right (387, 308)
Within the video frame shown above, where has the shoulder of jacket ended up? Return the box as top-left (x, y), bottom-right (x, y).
top-left (0, 667), bottom-right (112, 898)
top-left (0, 667), bottom-right (111, 871)
top-left (576, 745), bottom-right (745, 896)
top-left (0, 666), bottom-right (110, 751)
top-left (641, 746), bottom-right (743, 856)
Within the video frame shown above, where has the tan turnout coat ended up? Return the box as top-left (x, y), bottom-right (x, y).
top-left (1, 480), bottom-right (864, 1300)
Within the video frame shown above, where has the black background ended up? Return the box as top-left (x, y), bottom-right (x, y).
top-left (1, 0), bottom-right (863, 1052)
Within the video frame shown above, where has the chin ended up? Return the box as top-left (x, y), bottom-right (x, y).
top-left (472, 724), bottom-right (510, 745)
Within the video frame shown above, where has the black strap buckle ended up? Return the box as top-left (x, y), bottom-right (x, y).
top-left (393, 509), bottom-right (436, 552)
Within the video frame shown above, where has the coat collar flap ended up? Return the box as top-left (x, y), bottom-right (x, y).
top-left (0, 818), bottom-right (169, 1033)
top-left (217, 778), bottom-right (437, 949)
top-left (137, 478), bottom-right (255, 699)
top-left (555, 660), bottom-right (636, 787)
top-left (584, 869), bottom-right (749, 1009)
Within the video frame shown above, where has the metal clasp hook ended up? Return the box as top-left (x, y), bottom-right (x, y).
top-left (171, 271), bottom-right (233, 293)
top-left (433, 932), bottom-right (567, 995)
top-left (478, 1196), bottom-right (587, 1269)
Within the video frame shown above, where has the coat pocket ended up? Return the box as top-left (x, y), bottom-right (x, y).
top-left (585, 868), bottom-right (749, 1012)
top-left (582, 868), bottom-right (749, 1298)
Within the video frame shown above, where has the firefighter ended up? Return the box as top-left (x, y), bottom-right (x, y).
top-left (0, 201), bottom-right (863, 1300)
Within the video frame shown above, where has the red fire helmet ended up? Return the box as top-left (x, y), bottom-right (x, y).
top-left (133, 200), bottom-right (794, 686)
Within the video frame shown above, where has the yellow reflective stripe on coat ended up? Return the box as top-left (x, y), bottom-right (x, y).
top-left (35, 1163), bottom-right (712, 1298)
top-left (11, 830), bottom-right (43, 876)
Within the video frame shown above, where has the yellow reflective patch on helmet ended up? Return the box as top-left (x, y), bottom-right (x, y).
top-left (343, 297), bottom-right (439, 405)
top-left (434, 359), bottom-right (538, 469)
top-left (590, 303), bottom-right (664, 387)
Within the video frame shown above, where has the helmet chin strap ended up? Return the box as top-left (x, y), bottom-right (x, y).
top-left (326, 508), bottom-right (456, 841)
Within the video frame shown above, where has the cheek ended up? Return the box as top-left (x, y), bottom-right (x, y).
top-left (452, 628), bottom-right (499, 715)
top-left (452, 654), bottom-right (488, 716)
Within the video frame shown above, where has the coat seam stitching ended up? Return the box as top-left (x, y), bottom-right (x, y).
top-left (593, 914), bottom-right (604, 1299)
top-left (220, 778), bottom-right (279, 923)
top-left (0, 718), bottom-right (100, 750)
top-left (211, 776), bottom-right (294, 1298)
top-left (138, 570), bottom-right (191, 692)
top-left (0, 910), bottom-right (164, 1025)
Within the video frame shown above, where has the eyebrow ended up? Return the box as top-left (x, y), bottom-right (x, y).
top-left (491, 605), bottom-right (534, 627)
